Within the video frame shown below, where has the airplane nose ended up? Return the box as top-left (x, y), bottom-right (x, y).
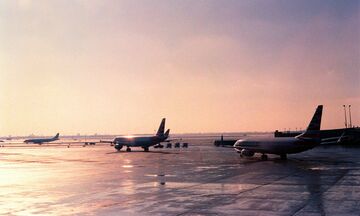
top-left (233, 140), bottom-right (243, 148)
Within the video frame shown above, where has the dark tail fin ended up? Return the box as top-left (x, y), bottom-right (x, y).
top-left (297, 105), bottom-right (323, 139)
top-left (164, 129), bottom-right (170, 138)
top-left (156, 118), bottom-right (166, 137)
top-left (54, 133), bottom-right (60, 139)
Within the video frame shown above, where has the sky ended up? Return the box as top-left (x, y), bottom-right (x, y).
top-left (0, 0), bottom-right (359, 136)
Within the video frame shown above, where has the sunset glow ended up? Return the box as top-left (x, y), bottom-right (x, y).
top-left (0, 0), bottom-right (359, 136)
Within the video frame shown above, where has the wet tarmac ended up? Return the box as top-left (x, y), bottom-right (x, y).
top-left (1, 138), bottom-right (360, 216)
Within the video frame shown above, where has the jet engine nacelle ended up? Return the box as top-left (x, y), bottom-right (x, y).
top-left (241, 149), bottom-right (255, 157)
top-left (114, 143), bottom-right (123, 151)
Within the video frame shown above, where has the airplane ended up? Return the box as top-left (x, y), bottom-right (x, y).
top-left (24, 133), bottom-right (60, 144)
top-left (101, 118), bottom-right (173, 152)
top-left (234, 105), bottom-right (323, 160)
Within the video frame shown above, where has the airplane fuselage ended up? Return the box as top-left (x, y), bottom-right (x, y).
top-left (24, 138), bottom-right (58, 144)
top-left (234, 137), bottom-right (319, 155)
top-left (113, 135), bottom-right (166, 147)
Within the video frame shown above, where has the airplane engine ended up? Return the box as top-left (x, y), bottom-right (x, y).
top-left (114, 143), bottom-right (123, 151)
top-left (241, 149), bottom-right (255, 157)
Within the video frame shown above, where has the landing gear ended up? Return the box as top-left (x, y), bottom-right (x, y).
top-left (126, 147), bottom-right (132, 152)
top-left (261, 154), bottom-right (268, 161)
top-left (280, 154), bottom-right (287, 160)
top-left (143, 147), bottom-right (149, 152)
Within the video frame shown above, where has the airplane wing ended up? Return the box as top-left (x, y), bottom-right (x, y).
top-left (320, 132), bottom-right (351, 145)
top-left (99, 140), bottom-right (114, 143)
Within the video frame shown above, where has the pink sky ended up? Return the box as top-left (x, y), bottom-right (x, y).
top-left (0, 0), bottom-right (359, 136)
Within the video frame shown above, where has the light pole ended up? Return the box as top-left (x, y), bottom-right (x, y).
top-left (343, 105), bottom-right (348, 128)
top-left (349, 105), bottom-right (352, 128)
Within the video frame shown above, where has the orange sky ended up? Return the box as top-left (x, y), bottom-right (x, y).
top-left (0, 0), bottom-right (359, 136)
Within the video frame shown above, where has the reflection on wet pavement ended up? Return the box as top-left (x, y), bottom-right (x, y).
top-left (0, 140), bottom-right (360, 215)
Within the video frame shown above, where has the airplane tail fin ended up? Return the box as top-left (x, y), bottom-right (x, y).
top-left (296, 105), bottom-right (323, 139)
top-left (156, 118), bottom-right (166, 137)
top-left (164, 129), bottom-right (170, 138)
top-left (54, 133), bottom-right (60, 139)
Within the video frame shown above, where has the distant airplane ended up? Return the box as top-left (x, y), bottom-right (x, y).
top-left (24, 133), bottom-right (60, 144)
top-left (101, 118), bottom-right (172, 152)
top-left (234, 105), bottom-right (323, 160)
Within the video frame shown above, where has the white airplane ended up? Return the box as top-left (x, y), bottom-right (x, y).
top-left (234, 105), bottom-right (323, 160)
top-left (24, 133), bottom-right (60, 144)
top-left (101, 118), bottom-right (173, 152)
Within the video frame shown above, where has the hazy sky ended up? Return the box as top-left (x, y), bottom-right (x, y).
top-left (0, 0), bottom-right (359, 136)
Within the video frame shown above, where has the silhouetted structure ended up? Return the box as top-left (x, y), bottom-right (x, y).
top-left (275, 127), bottom-right (360, 145)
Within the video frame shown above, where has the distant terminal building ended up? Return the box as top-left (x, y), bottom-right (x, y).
top-left (214, 139), bottom-right (238, 147)
top-left (214, 127), bottom-right (360, 147)
top-left (214, 135), bottom-right (238, 147)
top-left (274, 127), bottom-right (360, 145)
top-left (274, 130), bottom-right (302, 137)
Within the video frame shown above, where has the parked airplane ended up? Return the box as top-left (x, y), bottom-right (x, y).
top-left (234, 105), bottom-right (323, 160)
top-left (24, 133), bottom-right (60, 144)
top-left (101, 118), bottom-right (172, 152)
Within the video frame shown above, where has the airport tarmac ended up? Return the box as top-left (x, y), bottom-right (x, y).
top-left (1, 137), bottom-right (360, 216)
